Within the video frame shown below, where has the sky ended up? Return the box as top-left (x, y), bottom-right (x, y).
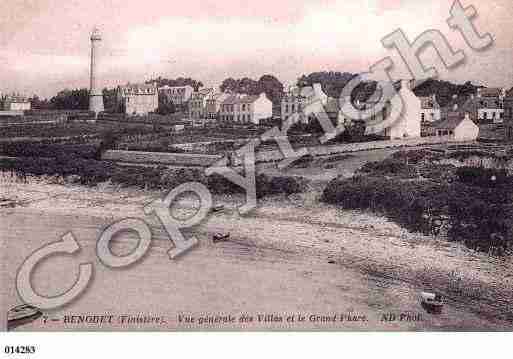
top-left (0, 0), bottom-right (512, 98)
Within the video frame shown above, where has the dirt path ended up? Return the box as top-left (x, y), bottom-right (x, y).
top-left (2, 178), bottom-right (512, 330)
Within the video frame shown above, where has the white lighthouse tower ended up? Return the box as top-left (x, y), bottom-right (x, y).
top-left (89, 27), bottom-right (104, 115)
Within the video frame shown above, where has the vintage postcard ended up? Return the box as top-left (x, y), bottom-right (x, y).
top-left (1, 0), bottom-right (513, 334)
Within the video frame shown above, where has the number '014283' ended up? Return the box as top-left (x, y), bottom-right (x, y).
top-left (4, 346), bottom-right (36, 355)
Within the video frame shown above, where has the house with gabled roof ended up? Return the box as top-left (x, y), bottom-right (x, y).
top-left (281, 83), bottom-right (328, 124)
top-left (475, 87), bottom-right (505, 124)
top-left (189, 88), bottom-right (215, 120)
top-left (419, 94), bottom-right (441, 123)
top-left (117, 82), bottom-right (158, 115)
top-left (441, 94), bottom-right (477, 122)
top-left (426, 112), bottom-right (479, 141)
top-left (205, 92), bottom-right (230, 120)
top-left (0, 93), bottom-right (31, 111)
top-left (219, 93), bottom-right (272, 125)
top-left (349, 80), bottom-right (422, 139)
top-left (158, 85), bottom-right (194, 106)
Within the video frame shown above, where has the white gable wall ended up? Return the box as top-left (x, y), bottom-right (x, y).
top-left (454, 117), bottom-right (479, 141)
top-left (387, 83), bottom-right (422, 139)
top-left (251, 94), bottom-right (273, 124)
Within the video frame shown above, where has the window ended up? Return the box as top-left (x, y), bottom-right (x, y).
top-left (421, 113), bottom-right (425, 121)
top-left (242, 104), bottom-right (246, 111)
top-left (285, 105), bottom-right (289, 113)
top-left (292, 104), bottom-right (295, 112)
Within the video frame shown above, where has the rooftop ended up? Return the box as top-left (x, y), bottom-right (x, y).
top-left (432, 113), bottom-right (467, 130)
top-left (478, 87), bottom-right (503, 98)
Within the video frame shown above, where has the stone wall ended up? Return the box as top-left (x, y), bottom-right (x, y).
top-left (104, 136), bottom-right (475, 168)
top-left (231, 136), bottom-right (473, 166)
top-left (102, 150), bottom-right (222, 167)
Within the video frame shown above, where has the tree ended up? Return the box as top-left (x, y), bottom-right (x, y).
top-left (148, 77), bottom-right (204, 91)
top-left (257, 75), bottom-right (284, 105)
top-left (102, 88), bottom-right (119, 113)
top-left (220, 77), bottom-right (260, 94)
top-left (49, 88), bottom-right (89, 110)
top-left (219, 74), bottom-right (285, 103)
top-left (412, 79), bottom-right (478, 107)
top-left (28, 95), bottom-right (51, 110)
top-left (297, 71), bottom-right (357, 98)
top-left (220, 78), bottom-right (238, 93)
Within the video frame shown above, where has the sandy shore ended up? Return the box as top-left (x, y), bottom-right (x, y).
top-left (2, 176), bottom-right (512, 330)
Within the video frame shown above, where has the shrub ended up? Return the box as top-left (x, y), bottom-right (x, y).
top-left (321, 175), bottom-right (512, 253)
top-left (447, 150), bottom-right (495, 160)
top-left (255, 174), bottom-right (308, 198)
top-left (418, 163), bottom-right (457, 181)
top-left (358, 158), bottom-right (417, 179)
top-left (456, 166), bottom-right (511, 187)
top-left (391, 149), bottom-right (443, 164)
top-left (0, 142), bottom-right (100, 159)
top-left (0, 156), bottom-right (308, 201)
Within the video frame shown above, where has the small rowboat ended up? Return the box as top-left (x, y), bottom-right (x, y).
top-left (213, 233), bottom-right (230, 242)
top-left (420, 292), bottom-right (444, 314)
top-left (7, 304), bottom-right (43, 331)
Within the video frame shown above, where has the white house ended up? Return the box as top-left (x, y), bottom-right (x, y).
top-left (419, 94), bottom-right (441, 123)
top-left (431, 113), bottom-right (479, 141)
top-left (189, 88), bottom-right (214, 120)
top-left (158, 85), bottom-right (194, 106)
top-left (206, 92), bottom-right (230, 119)
top-left (1, 93), bottom-right (31, 111)
top-left (281, 83), bottom-right (328, 123)
top-left (352, 80), bottom-right (422, 139)
top-left (117, 83), bottom-right (158, 115)
top-left (476, 87), bottom-right (505, 124)
top-left (220, 93), bottom-right (272, 125)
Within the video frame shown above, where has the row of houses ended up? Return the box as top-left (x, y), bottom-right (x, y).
top-left (116, 83), bottom-right (275, 124)
top-left (439, 87), bottom-right (507, 124)
top-left (111, 80), bottom-right (513, 141)
top-left (0, 93), bottom-right (31, 112)
top-left (115, 83), bottom-right (191, 116)
top-left (279, 79), bottom-right (485, 141)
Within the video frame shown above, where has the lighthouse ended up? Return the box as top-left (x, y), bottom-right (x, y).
top-left (89, 27), bottom-right (104, 115)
